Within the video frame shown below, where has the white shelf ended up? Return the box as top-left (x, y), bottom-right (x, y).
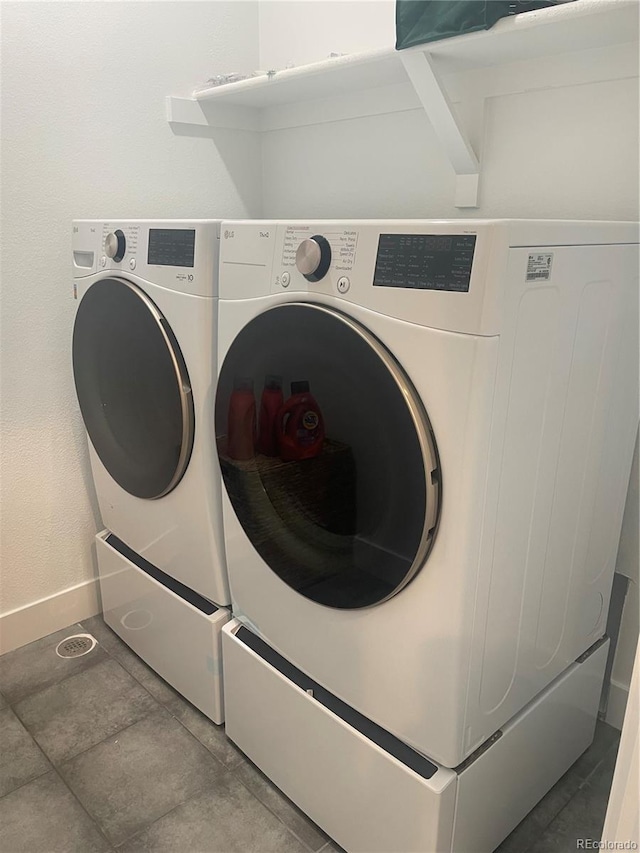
top-left (166, 0), bottom-right (639, 207)
top-left (195, 48), bottom-right (405, 110)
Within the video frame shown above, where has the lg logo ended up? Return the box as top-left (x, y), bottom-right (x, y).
top-left (260, 231), bottom-right (270, 238)
top-left (224, 230), bottom-right (235, 239)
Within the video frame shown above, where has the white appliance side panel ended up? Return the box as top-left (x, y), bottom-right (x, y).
top-left (567, 271), bottom-right (639, 650)
top-left (222, 620), bottom-right (458, 853)
top-left (96, 532), bottom-right (230, 723)
top-left (468, 243), bottom-right (638, 749)
top-left (76, 277), bottom-right (229, 606)
top-left (528, 248), bottom-right (638, 669)
top-left (504, 220), bottom-right (638, 251)
top-left (453, 639), bottom-right (608, 853)
top-left (477, 283), bottom-right (563, 715)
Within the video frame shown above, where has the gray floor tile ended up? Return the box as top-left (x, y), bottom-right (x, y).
top-left (14, 657), bottom-right (159, 764)
top-left (0, 770), bottom-right (111, 853)
top-left (119, 772), bottom-right (310, 853)
top-left (80, 613), bottom-right (129, 658)
top-left (0, 624), bottom-right (107, 704)
top-left (60, 708), bottom-right (228, 846)
top-left (109, 644), bottom-right (180, 706)
top-left (496, 764), bottom-right (585, 853)
top-left (235, 756), bottom-right (329, 851)
top-left (165, 692), bottom-right (244, 769)
top-left (79, 615), bottom-right (129, 657)
top-left (0, 707), bottom-right (51, 797)
top-left (81, 615), bottom-right (180, 705)
top-left (0, 622), bottom-right (620, 853)
top-left (572, 720), bottom-right (620, 782)
top-left (589, 742), bottom-right (620, 792)
top-left (497, 722), bottom-right (621, 853)
top-left (528, 745), bottom-right (619, 853)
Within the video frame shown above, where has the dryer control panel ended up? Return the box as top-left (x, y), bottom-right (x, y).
top-left (219, 220), bottom-right (502, 335)
top-left (219, 219), bottom-right (639, 337)
top-left (283, 226), bottom-right (358, 277)
top-left (372, 233), bottom-right (476, 292)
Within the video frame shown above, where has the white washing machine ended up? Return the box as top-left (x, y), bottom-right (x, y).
top-left (216, 219), bottom-right (639, 851)
top-left (72, 220), bottom-right (230, 722)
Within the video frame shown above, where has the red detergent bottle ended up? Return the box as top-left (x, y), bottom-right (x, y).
top-left (257, 375), bottom-right (284, 456)
top-left (278, 380), bottom-right (325, 462)
top-left (227, 377), bottom-right (257, 460)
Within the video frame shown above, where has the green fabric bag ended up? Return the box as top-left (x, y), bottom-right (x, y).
top-left (396, 1), bottom-right (574, 50)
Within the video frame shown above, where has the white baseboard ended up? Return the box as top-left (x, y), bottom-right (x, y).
top-left (0, 578), bottom-right (101, 655)
top-left (605, 678), bottom-right (631, 731)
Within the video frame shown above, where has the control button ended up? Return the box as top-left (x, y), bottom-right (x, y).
top-left (295, 235), bottom-right (332, 282)
top-left (100, 256), bottom-right (107, 268)
top-left (129, 258), bottom-right (136, 270)
top-left (281, 271), bottom-right (290, 287)
top-left (105, 229), bottom-right (126, 262)
top-left (337, 276), bottom-right (350, 294)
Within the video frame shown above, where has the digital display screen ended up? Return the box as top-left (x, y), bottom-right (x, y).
top-left (148, 229), bottom-right (196, 268)
top-left (373, 233), bottom-right (476, 292)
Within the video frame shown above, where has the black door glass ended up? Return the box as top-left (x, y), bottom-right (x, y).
top-left (215, 304), bottom-right (438, 609)
top-left (73, 278), bottom-right (194, 499)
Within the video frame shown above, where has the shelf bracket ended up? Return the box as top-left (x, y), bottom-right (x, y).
top-left (165, 96), bottom-right (260, 132)
top-left (400, 50), bottom-right (480, 208)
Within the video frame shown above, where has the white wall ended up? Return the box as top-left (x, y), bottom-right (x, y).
top-left (257, 0), bottom-right (639, 712)
top-left (258, 1), bottom-right (637, 220)
top-left (261, 73), bottom-right (638, 219)
top-left (0, 1), bottom-right (260, 651)
top-left (602, 636), bottom-right (639, 847)
top-left (259, 0), bottom-right (395, 69)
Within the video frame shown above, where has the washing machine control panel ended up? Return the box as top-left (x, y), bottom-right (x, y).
top-left (295, 236), bottom-right (332, 282)
top-left (147, 228), bottom-right (196, 268)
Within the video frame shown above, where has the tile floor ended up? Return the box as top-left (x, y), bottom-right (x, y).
top-left (0, 618), bottom-right (619, 852)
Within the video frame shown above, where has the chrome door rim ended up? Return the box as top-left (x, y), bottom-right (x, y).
top-left (113, 278), bottom-right (194, 498)
top-left (75, 276), bottom-right (194, 500)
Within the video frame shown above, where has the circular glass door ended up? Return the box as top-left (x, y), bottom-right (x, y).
top-left (73, 277), bottom-right (194, 500)
top-left (215, 303), bottom-right (441, 609)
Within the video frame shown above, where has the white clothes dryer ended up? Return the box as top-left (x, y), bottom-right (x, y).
top-left (216, 220), bottom-right (638, 851)
top-left (72, 220), bottom-right (230, 721)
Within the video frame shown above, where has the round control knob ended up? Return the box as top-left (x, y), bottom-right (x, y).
top-left (295, 235), bottom-right (331, 282)
top-left (105, 230), bottom-right (126, 263)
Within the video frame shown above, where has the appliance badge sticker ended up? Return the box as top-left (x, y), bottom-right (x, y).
top-left (526, 253), bottom-right (553, 282)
